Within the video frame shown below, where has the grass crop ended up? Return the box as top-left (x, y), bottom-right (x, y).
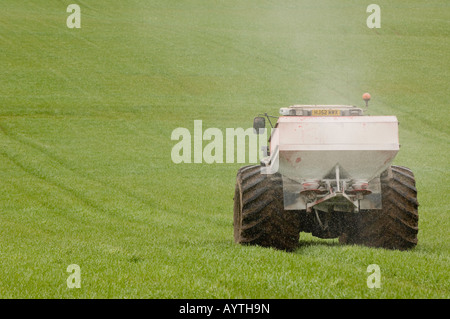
top-left (0, 0), bottom-right (448, 298)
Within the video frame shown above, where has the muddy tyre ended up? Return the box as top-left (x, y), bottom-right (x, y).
top-left (233, 165), bottom-right (301, 251)
top-left (339, 166), bottom-right (419, 250)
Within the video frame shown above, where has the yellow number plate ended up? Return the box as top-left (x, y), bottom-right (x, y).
top-left (311, 109), bottom-right (342, 116)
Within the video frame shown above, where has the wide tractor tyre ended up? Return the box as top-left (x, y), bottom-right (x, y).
top-left (339, 166), bottom-right (419, 250)
top-left (233, 165), bottom-right (301, 251)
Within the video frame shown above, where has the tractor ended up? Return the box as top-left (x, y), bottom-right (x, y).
top-left (233, 94), bottom-right (419, 251)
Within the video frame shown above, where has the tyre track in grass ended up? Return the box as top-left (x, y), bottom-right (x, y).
top-left (0, 7), bottom-right (230, 235)
top-left (0, 136), bottom-right (108, 217)
top-left (0, 121), bottom-right (228, 238)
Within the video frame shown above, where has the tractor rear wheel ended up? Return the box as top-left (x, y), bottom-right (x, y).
top-left (339, 166), bottom-right (419, 250)
top-left (233, 165), bottom-right (301, 251)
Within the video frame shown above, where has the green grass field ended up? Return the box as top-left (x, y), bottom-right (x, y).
top-left (0, 0), bottom-right (449, 298)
